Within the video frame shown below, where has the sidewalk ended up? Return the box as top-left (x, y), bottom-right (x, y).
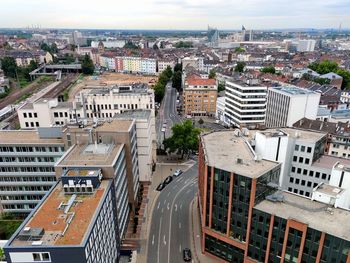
top-left (137, 160), bottom-right (195, 263)
top-left (190, 196), bottom-right (219, 263)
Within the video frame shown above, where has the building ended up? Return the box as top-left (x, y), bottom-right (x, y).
top-left (4, 168), bottom-right (123, 263)
top-left (297, 39), bottom-right (316, 52)
top-left (198, 130), bottom-right (350, 262)
top-left (114, 56), bottom-right (157, 75)
top-left (0, 128), bottom-right (65, 215)
top-left (207, 26), bottom-right (219, 47)
top-left (224, 78), bottom-right (267, 128)
top-left (265, 86), bottom-right (321, 128)
top-left (182, 56), bottom-right (204, 72)
top-left (215, 96), bottom-right (226, 123)
top-left (157, 59), bottom-right (176, 74)
top-left (183, 77), bottom-right (217, 116)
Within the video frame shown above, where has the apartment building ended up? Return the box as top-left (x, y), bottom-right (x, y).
top-left (265, 86), bottom-right (320, 128)
top-left (0, 129), bottom-right (65, 215)
top-left (198, 130), bottom-right (350, 262)
top-left (114, 56), bottom-right (157, 75)
top-left (224, 78), bottom-right (267, 128)
top-left (157, 59), bottom-right (176, 73)
top-left (255, 127), bottom-right (350, 199)
top-left (5, 167), bottom-right (124, 263)
top-left (182, 56), bottom-right (204, 71)
top-left (183, 77), bottom-right (217, 116)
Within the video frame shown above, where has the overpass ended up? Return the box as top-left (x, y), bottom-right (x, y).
top-left (29, 64), bottom-right (82, 81)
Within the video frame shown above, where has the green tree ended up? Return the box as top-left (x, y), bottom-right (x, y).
top-left (209, 69), bottom-right (216, 79)
top-left (124, 41), bottom-right (139, 49)
top-left (234, 62), bottom-right (246, 73)
top-left (172, 71), bottom-right (182, 91)
top-left (313, 77), bottom-right (331, 85)
top-left (198, 118), bottom-right (204, 126)
top-left (174, 63), bottom-right (182, 72)
top-left (218, 83), bottom-right (225, 92)
top-left (164, 66), bottom-right (173, 79)
top-left (308, 60), bottom-right (339, 75)
top-left (261, 66), bottom-right (276, 74)
top-left (154, 82), bottom-right (165, 103)
top-left (81, 54), bottom-right (94, 75)
top-left (336, 69), bottom-right (350, 89)
top-left (50, 43), bottom-right (58, 54)
top-left (174, 41), bottom-right (193, 48)
top-left (234, 47), bottom-right (245, 53)
top-left (163, 120), bottom-right (201, 159)
top-left (40, 42), bottom-right (51, 53)
top-left (1, 57), bottom-right (18, 78)
top-left (153, 43), bottom-right (159, 50)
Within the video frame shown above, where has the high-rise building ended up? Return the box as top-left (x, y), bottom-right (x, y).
top-left (297, 39), bottom-right (316, 52)
top-left (265, 86), bottom-right (320, 128)
top-left (0, 129), bottom-right (65, 215)
top-left (207, 26), bottom-right (219, 47)
top-left (224, 78), bottom-right (267, 128)
top-left (198, 130), bottom-right (350, 262)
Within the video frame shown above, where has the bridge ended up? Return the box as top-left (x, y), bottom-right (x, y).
top-left (29, 64), bottom-right (82, 81)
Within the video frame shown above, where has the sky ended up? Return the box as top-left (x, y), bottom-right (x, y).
top-left (0, 0), bottom-right (350, 30)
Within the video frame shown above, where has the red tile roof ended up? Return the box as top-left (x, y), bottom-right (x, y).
top-left (187, 78), bottom-right (216, 86)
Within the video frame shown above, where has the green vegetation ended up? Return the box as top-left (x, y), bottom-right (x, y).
top-left (15, 92), bottom-right (32, 103)
top-left (81, 54), bottom-right (94, 75)
top-left (123, 41), bottom-right (139, 49)
top-left (218, 83), bottom-right (225, 92)
top-left (308, 60), bottom-right (350, 89)
top-left (154, 66), bottom-right (173, 103)
top-left (234, 47), bottom-right (245, 53)
top-left (234, 62), bottom-right (246, 73)
top-left (0, 87), bottom-right (10, 99)
top-left (198, 118), bottom-right (204, 126)
top-left (209, 69), bottom-right (216, 79)
top-left (174, 41), bottom-right (193, 48)
top-left (172, 63), bottom-right (182, 91)
top-left (163, 120), bottom-right (201, 159)
top-left (40, 42), bottom-right (58, 55)
top-left (1, 57), bottom-right (17, 78)
top-left (260, 66), bottom-right (276, 74)
top-left (1, 57), bottom-right (38, 87)
top-left (0, 213), bottom-right (23, 240)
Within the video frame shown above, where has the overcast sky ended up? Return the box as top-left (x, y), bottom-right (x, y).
top-left (1, 0), bottom-right (349, 30)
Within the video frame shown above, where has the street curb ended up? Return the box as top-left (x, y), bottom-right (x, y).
top-left (190, 195), bottom-right (200, 263)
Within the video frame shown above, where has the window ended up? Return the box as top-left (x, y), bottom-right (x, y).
top-left (301, 146), bottom-right (305, 152)
top-left (293, 156), bottom-right (297, 162)
top-left (54, 112), bottom-right (58, 117)
top-left (289, 177), bottom-right (294, 183)
top-left (291, 167), bottom-right (296, 173)
top-left (305, 158), bottom-right (310, 164)
top-left (23, 112), bottom-right (27, 118)
top-left (33, 253), bottom-right (41, 261)
top-left (297, 168), bottom-right (302, 174)
top-left (315, 172), bottom-right (320, 178)
top-left (299, 190), bottom-right (304, 195)
top-left (307, 147), bottom-right (312, 153)
top-left (295, 145), bottom-right (299, 151)
top-left (307, 181), bottom-right (312, 187)
top-left (34, 113), bottom-right (37, 118)
top-left (42, 253), bottom-right (50, 261)
top-left (309, 171), bottom-right (314, 177)
top-left (28, 112), bottom-right (32, 118)
top-left (295, 178), bottom-right (300, 184)
top-left (303, 169), bottom-right (308, 175)
top-left (301, 180), bottom-right (306, 186)
top-left (322, 173), bottom-right (327, 180)
top-left (299, 157), bottom-right (304, 163)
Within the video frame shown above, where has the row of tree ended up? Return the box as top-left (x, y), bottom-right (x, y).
top-left (154, 66), bottom-right (173, 103)
top-left (308, 60), bottom-right (350, 89)
top-left (1, 57), bottom-right (38, 83)
top-left (172, 63), bottom-right (182, 91)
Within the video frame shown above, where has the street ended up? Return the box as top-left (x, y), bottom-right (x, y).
top-left (147, 164), bottom-right (198, 263)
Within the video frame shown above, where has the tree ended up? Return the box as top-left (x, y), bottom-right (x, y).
top-left (1, 57), bottom-right (17, 78)
top-left (337, 69), bottom-right (350, 89)
top-left (261, 66), bottom-right (276, 74)
top-left (209, 69), bottom-right (216, 79)
top-left (163, 120), bottom-right (201, 159)
top-left (234, 62), bottom-right (246, 73)
top-left (174, 63), bottom-right (182, 72)
top-left (174, 41), bottom-right (193, 48)
top-left (50, 43), bottom-right (58, 54)
top-left (234, 47), bottom-right (245, 53)
top-left (308, 60), bottom-right (339, 75)
top-left (40, 42), bottom-right (51, 53)
top-left (218, 83), bottom-right (225, 92)
top-left (153, 43), bottom-right (159, 50)
top-left (81, 54), bottom-right (94, 75)
top-left (164, 66), bottom-right (173, 79)
top-left (198, 118), bottom-right (204, 126)
top-left (154, 82), bottom-right (165, 103)
top-left (123, 41), bottom-right (139, 49)
top-left (172, 71), bottom-right (182, 91)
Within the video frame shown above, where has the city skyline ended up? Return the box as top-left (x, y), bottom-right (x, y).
top-left (0, 0), bottom-right (349, 30)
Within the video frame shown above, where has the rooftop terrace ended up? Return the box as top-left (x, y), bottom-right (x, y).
top-left (201, 131), bottom-right (280, 178)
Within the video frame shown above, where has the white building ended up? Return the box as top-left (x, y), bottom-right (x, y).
top-left (91, 40), bottom-right (126, 49)
top-left (265, 86), bottom-right (321, 128)
top-left (297, 39), bottom-right (316, 52)
top-left (157, 59), bottom-right (176, 73)
top-left (182, 56), bottom-right (204, 71)
top-left (215, 96), bottom-right (226, 123)
top-left (224, 78), bottom-right (267, 128)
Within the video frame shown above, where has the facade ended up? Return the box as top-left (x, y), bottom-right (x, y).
top-left (182, 56), bottom-right (204, 71)
top-left (5, 171), bottom-right (122, 263)
top-left (0, 129), bottom-right (65, 215)
top-left (215, 96), bottom-right (226, 123)
top-left (114, 56), bottom-right (157, 75)
top-left (183, 77), bottom-right (217, 116)
top-left (198, 130), bottom-right (350, 262)
top-left (224, 78), bottom-right (267, 128)
top-left (265, 86), bottom-right (321, 128)
top-left (157, 59), bottom-right (176, 73)
top-left (297, 39), bottom-right (316, 52)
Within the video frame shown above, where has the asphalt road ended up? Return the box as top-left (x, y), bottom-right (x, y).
top-left (156, 83), bottom-right (183, 146)
top-left (147, 163), bottom-right (198, 263)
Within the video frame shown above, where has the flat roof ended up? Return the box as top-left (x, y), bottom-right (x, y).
top-left (57, 143), bottom-right (123, 167)
top-left (259, 128), bottom-right (326, 143)
top-left (201, 131), bottom-right (280, 178)
top-left (312, 155), bottom-right (350, 169)
top-left (0, 130), bottom-right (63, 145)
top-left (10, 180), bottom-right (110, 246)
top-left (314, 183), bottom-right (345, 197)
top-left (114, 109), bottom-right (151, 120)
top-left (271, 86), bottom-right (318, 95)
top-left (66, 119), bottom-right (133, 133)
top-left (255, 191), bottom-right (350, 241)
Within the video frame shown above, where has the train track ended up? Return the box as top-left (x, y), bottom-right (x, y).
top-left (43, 73), bottom-right (80, 99)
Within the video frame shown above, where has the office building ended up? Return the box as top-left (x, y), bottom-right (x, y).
top-left (0, 129), bottom-right (65, 215)
top-left (207, 26), bottom-right (219, 47)
top-left (183, 77), bottom-right (217, 117)
top-left (4, 168), bottom-right (123, 263)
top-left (224, 78), bottom-right (267, 128)
top-left (297, 39), bottom-right (316, 52)
top-left (265, 86), bottom-right (320, 128)
top-left (198, 130), bottom-right (350, 262)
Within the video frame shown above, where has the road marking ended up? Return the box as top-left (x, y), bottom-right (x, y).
top-left (157, 202), bottom-right (160, 210)
top-left (167, 203), bottom-right (170, 210)
top-left (167, 192), bottom-right (170, 197)
top-left (179, 222), bottom-right (181, 229)
top-left (163, 235), bottom-right (166, 245)
top-left (152, 235), bottom-right (155, 245)
top-left (180, 204), bottom-right (182, 210)
top-left (161, 208), bottom-right (164, 213)
top-left (179, 244), bottom-right (182, 252)
top-left (175, 204), bottom-right (177, 211)
top-left (164, 200), bottom-right (167, 204)
top-left (157, 217), bottom-right (162, 263)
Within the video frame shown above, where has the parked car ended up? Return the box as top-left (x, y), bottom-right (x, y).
top-left (156, 183), bottom-right (165, 191)
top-left (164, 176), bottom-right (173, 185)
top-left (183, 248), bottom-right (192, 261)
top-left (173, 169), bottom-right (183, 177)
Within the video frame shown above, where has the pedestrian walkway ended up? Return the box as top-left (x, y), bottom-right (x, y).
top-left (190, 196), bottom-right (219, 263)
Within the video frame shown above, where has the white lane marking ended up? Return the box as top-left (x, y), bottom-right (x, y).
top-left (179, 222), bottom-right (181, 229)
top-left (157, 217), bottom-right (162, 263)
top-left (152, 235), bottom-right (155, 245)
top-left (167, 203), bottom-right (170, 210)
top-left (157, 202), bottom-right (160, 210)
top-left (179, 244), bottom-right (182, 252)
top-left (164, 199), bottom-right (167, 204)
top-left (163, 235), bottom-right (166, 245)
top-left (175, 204), bottom-right (177, 212)
top-left (167, 192), bottom-right (170, 197)
top-left (161, 208), bottom-right (164, 213)
top-left (180, 204), bottom-right (182, 210)
top-left (186, 189), bottom-right (191, 194)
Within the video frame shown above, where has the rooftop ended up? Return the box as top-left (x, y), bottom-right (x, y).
top-left (10, 180), bottom-right (110, 246)
top-left (85, 84), bottom-right (151, 96)
top-left (186, 78), bottom-right (216, 86)
top-left (312, 155), bottom-right (350, 169)
top-left (65, 119), bottom-right (133, 134)
top-left (0, 130), bottom-right (63, 145)
top-left (201, 131), bottom-right (280, 178)
top-left (271, 86), bottom-right (318, 96)
top-left (255, 191), bottom-right (350, 241)
top-left (313, 183), bottom-right (345, 198)
top-left (114, 109), bottom-right (151, 120)
top-left (259, 127), bottom-right (326, 143)
top-left (57, 143), bottom-right (123, 167)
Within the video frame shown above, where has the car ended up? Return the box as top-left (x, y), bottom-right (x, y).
top-left (173, 169), bottom-right (183, 177)
top-left (183, 248), bottom-right (192, 261)
top-left (164, 176), bottom-right (173, 185)
top-left (156, 183), bottom-right (165, 191)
